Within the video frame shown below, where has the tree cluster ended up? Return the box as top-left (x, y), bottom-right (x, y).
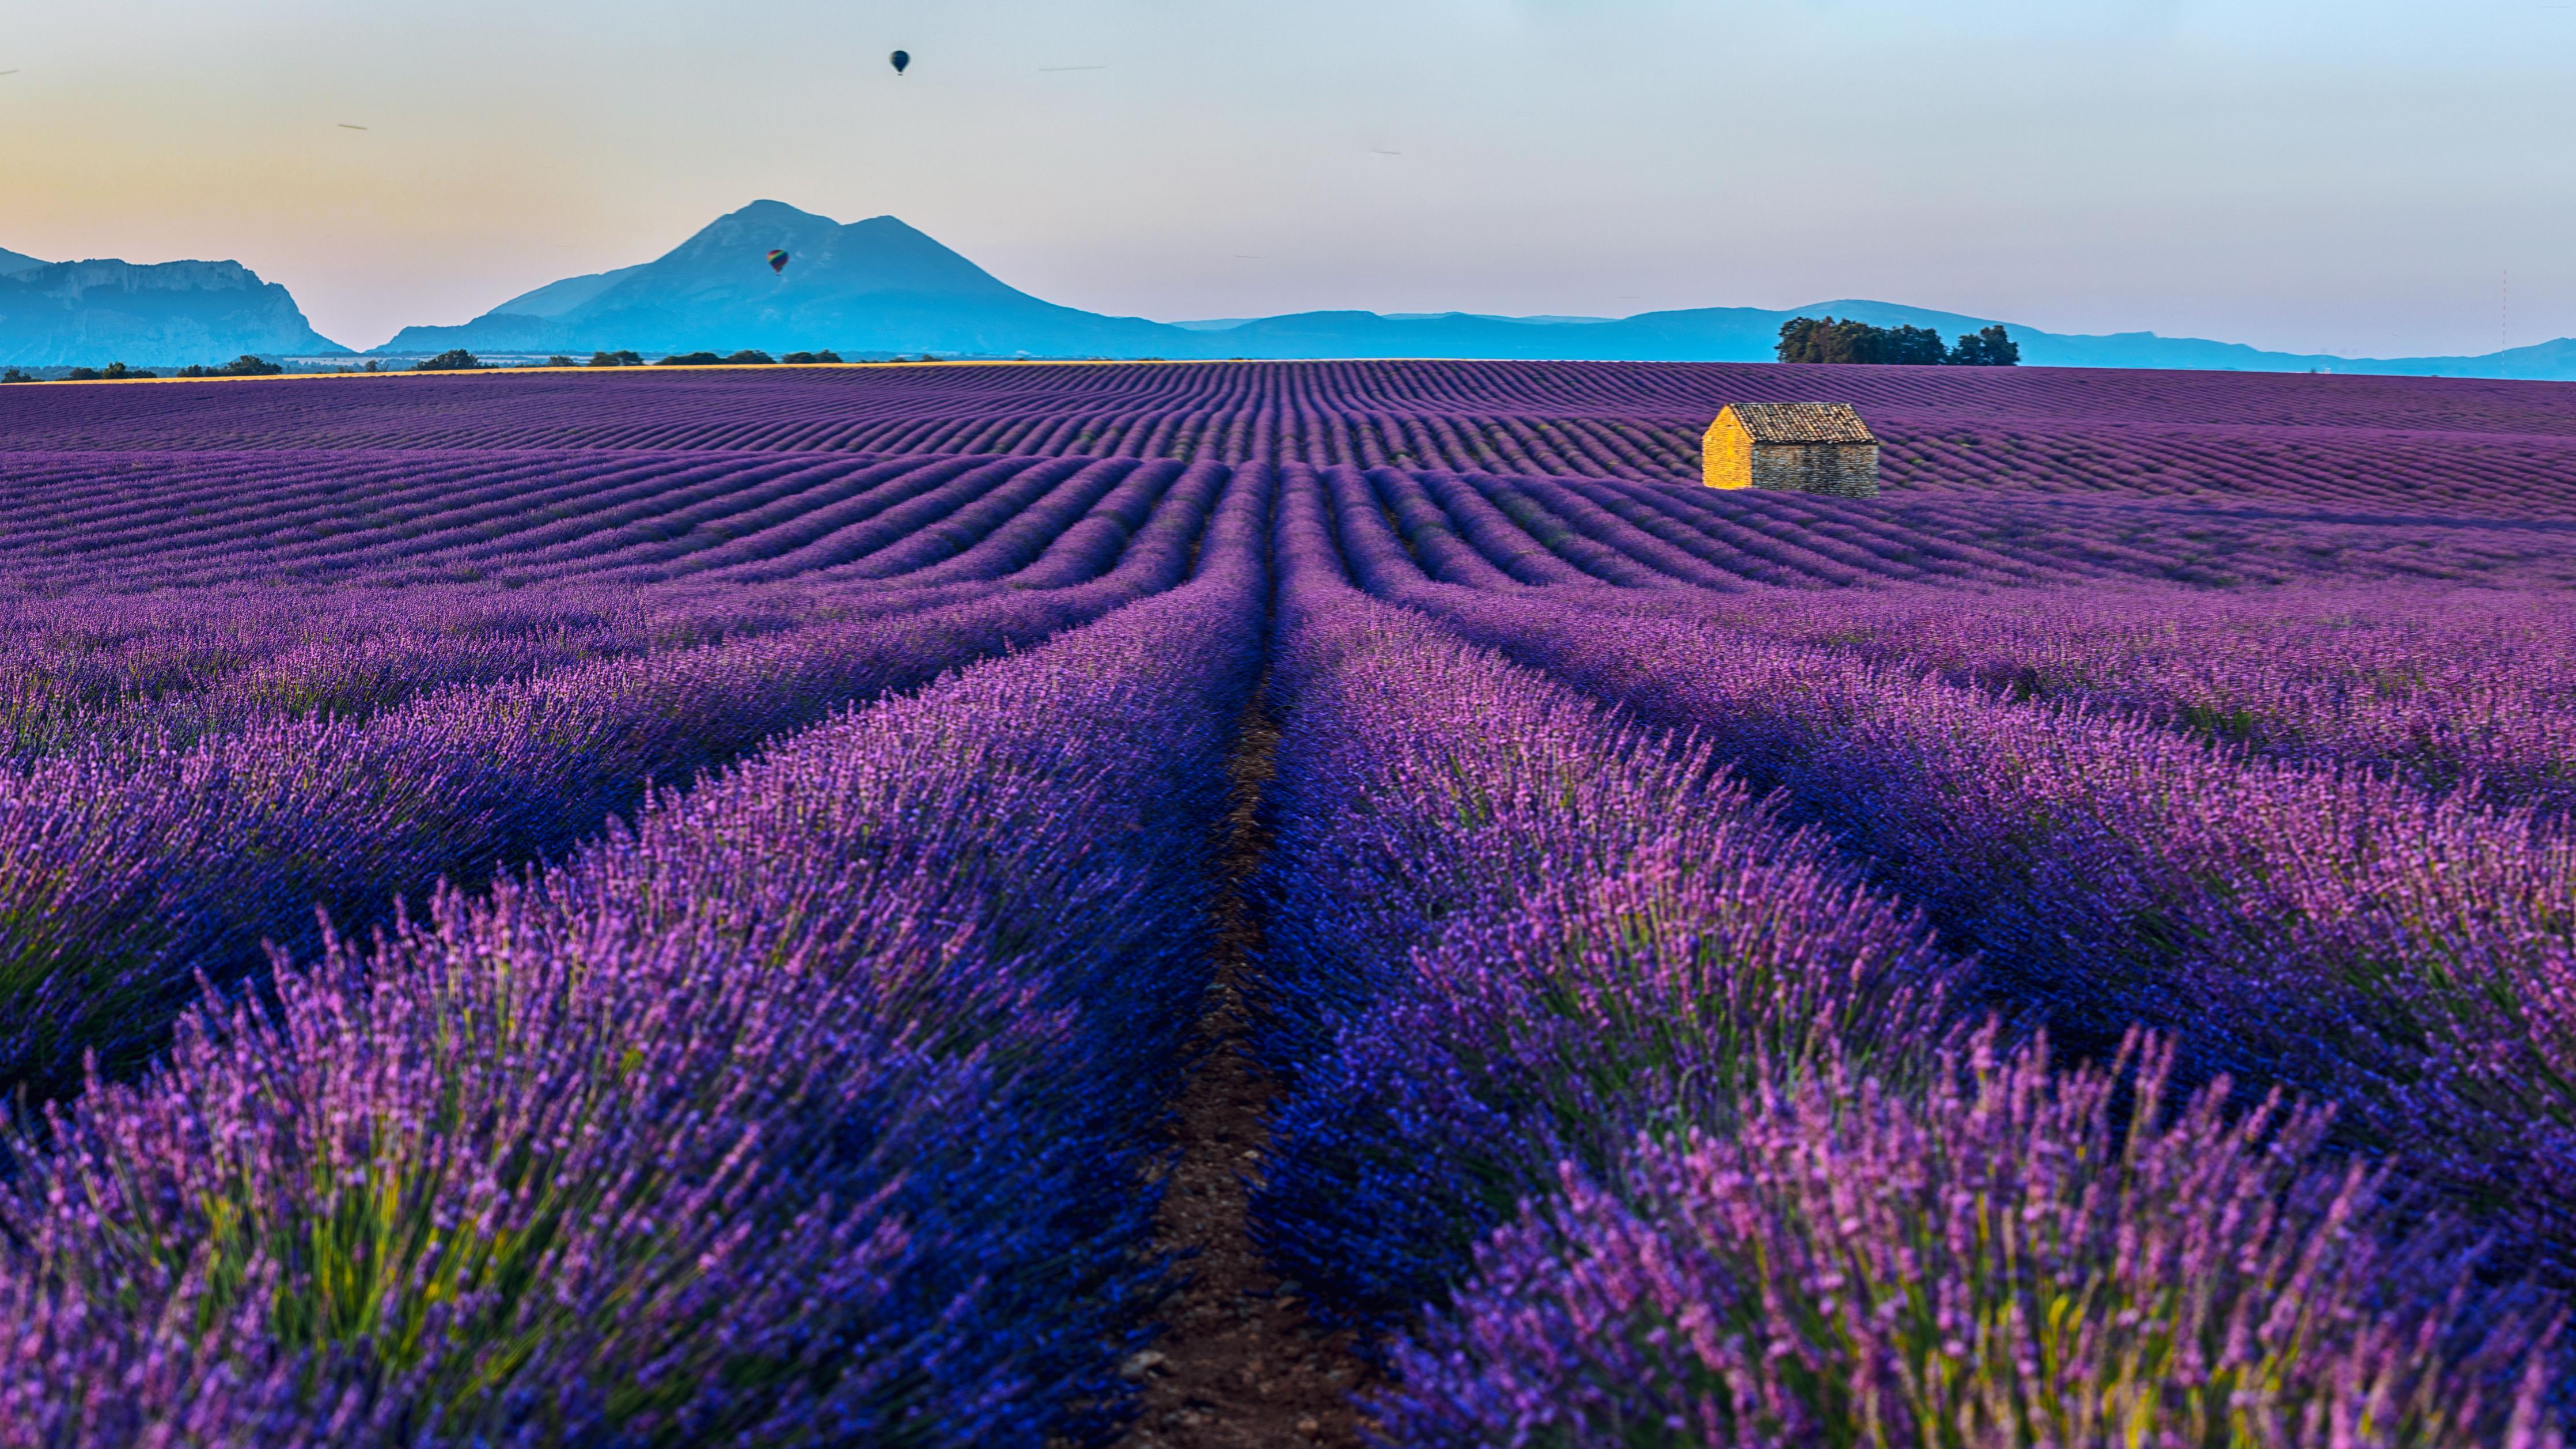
top-left (1776, 317), bottom-right (2020, 367)
top-left (175, 355), bottom-right (284, 377)
top-left (412, 350), bottom-right (484, 372)
top-left (2, 355), bottom-right (283, 382)
top-left (653, 350), bottom-right (839, 366)
top-left (579, 349), bottom-right (839, 368)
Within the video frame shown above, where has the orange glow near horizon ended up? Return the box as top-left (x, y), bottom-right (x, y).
top-left (5, 0), bottom-right (2575, 356)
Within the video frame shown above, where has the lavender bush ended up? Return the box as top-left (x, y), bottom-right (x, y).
top-left (1250, 475), bottom-right (1962, 1335)
top-left (0, 513), bottom-right (1217, 1101)
top-left (1250, 468), bottom-right (2572, 1443)
top-left (0, 580), bottom-right (880, 756)
top-left (1370, 574), bottom-right (2576, 1284)
top-left (1377, 1031), bottom-right (2564, 1448)
top-left (0, 464), bottom-right (1274, 1445)
top-left (1627, 584), bottom-right (2576, 819)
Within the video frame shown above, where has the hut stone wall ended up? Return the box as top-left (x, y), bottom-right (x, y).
top-left (1750, 443), bottom-right (1878, 497)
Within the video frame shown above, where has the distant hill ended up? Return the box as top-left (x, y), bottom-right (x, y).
top-left (489, 262), bottom-right (652, 319)
top-left (1158, 300), bottom-right (2567, 377)
top-left (378, 200), bottom-right (1178, 358)
top-left (0, 258), bottom-right (347, 366)
top-left (14, 210), bottom-right (2559, 377)
top-left (370, 202), bottom-right (2576, 379)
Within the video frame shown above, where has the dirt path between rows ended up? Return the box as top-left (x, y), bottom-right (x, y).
top-left (1120, 703), bottom-right (1374, 1449)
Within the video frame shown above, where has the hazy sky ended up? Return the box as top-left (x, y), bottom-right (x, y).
top-left (3, 1), bottom-right (2571, 354)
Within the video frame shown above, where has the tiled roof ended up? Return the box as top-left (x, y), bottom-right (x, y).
top-left (1721, 402), bottom-right (1878, 445)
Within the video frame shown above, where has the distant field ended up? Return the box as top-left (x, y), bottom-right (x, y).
top-left (5, 360), bottom-right (2575, 591)
top-left (1, 361), bottom-right (2571, 1445)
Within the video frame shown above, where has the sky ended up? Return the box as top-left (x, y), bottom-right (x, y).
top-left (2, 0), bottom-right (2572, 355)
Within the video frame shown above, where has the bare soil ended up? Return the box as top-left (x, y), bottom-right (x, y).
top-left (1120, 707), bottom-right (1374, 1449)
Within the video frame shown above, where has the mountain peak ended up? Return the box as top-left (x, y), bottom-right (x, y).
top-left (677, 200), bottom-right (844, 249)
top-left (0, 246), bottom-right (44, 277)
top-left (728, 198), bottom-right (831, 222)
top-left (0, 256), bottom-right (346, 365)
top-left (381, 203), bottom-right (1144, 355)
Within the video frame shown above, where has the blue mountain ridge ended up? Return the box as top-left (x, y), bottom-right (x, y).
top-left (370, 202), bottom-right (2576, 379)
top-left (9, 201), bottom-right (2569, 376)
top-left (0, 257), bottom-right (348, 367)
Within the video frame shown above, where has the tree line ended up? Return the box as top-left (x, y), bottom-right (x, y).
top-left (1, 355), bottom-right (285, 383)
top-left (0, 349), bottom-right (874, 383)
top-left (411, 349), bottom-right (854, 371)
top-left (1776, 316), bottom-right (2020, 366)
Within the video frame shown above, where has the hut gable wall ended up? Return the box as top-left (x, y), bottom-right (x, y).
top-left (1700, 411), bottom-right (1756, 489)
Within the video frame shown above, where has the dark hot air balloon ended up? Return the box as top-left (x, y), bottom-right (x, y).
top-left (766, 249), bottom-right (790, 275)
top-left (889, 50), bottom-right (910, 75)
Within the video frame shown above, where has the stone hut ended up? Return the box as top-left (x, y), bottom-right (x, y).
top-left (1701, 402), bottom-right (1880, 497)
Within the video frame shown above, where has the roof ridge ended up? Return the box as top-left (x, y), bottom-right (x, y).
top-left (1719, 400), bottom-right (1878, 444)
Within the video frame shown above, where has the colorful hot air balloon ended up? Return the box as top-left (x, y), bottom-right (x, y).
top-left (767, 249), bottom-right (790, 275)
top-left (889, 50), bottom-right (910, 75)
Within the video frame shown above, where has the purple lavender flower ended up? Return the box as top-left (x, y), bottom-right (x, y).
top-left (1376, 1030), bottom-right (2566, 1449)
top-left (0, 463), bottom-right (1276, 1444)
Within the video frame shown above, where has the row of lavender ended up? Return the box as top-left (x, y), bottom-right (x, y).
top-left (0, 460), bottom-right (1230, 1106)
top-left (1261, 466), bottom-right (2571, 1443)
top-left (2, 470), bottom-right (1274, 1444)
top-left (15, 355), bottom-right (2576, 451)
top-left (0, 450), bottom-right (1209, 589)
top-left (1359, 460), bottom-right (2576, 591)
top-left (0, 582), bottom-right (832, 756)
top-left (1635, 584), bottom-right (2576, 822)
top-left (1343, 463), bottom-right (2576, 804)
top-left (1331, 464), bottom-right (2576, 1269)
top-left (0, 459), bottom-right (1226, 749)
top-left (11, 447), bottom-right (2575, 596)
top-left (30, 404), bottom-right (2576, 516)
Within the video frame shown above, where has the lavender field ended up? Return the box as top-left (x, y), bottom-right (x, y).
top-left (1, 360), bottom-right (2572, 1447)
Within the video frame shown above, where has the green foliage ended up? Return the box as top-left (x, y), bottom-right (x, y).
top-left (721, 350), bottom-right (776, 365)
top-left (0, 368), bottom-right (28, 383)
top-left (657, 351), bottom-right (723, 366)
top-left (67, 360), bottom-right (176, 379)
top-left (589, 350), bottom-right (643, 367)
top-left (1776, 316), bottom-right (2018, 366)
top-left (779, 350), bottom-right (843, 365)
top-left (412, 350), bottom-right (483, 373)
top-left (1950, 322), bottom-right (2021, 366)
top-left (176, 355), bottom-right (286, 378)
